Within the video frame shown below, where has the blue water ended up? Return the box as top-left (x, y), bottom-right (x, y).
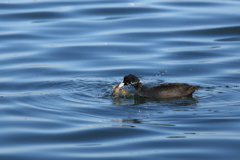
top-left (1, 0), bottom-right (240, 159)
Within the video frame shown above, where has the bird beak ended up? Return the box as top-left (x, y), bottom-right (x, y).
top-left (118, 82), bottom-right (124, 88)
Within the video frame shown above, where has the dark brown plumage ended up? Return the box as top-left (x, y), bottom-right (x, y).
top-left (119, 74), bottom-right (200, 99)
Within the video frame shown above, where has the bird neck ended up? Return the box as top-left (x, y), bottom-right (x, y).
top-left (133, 82), bottom-right (143, 90)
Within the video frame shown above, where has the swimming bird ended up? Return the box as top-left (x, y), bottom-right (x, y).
top-left (118, 74), bottom-right (200, 99)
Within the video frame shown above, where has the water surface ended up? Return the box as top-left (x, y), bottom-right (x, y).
top-left (1, 0), bottom-right (240, 160)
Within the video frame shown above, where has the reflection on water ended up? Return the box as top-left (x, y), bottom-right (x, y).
top-left (115, 118), bottom-right (177, 126)
top-left (111, 86), bottom-right (199, 106)
top-left (112, 95), bottom-right (199, 106)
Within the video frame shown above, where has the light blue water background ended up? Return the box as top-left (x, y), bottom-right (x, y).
top-left (1, 0), bottom-right (240, 159)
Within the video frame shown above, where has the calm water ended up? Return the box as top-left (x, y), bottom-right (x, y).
top-left (1, 0), bottom-right (240, 159)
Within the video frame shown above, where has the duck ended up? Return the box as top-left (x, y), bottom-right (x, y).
top-left (118, 74), bottom-right (200, 99)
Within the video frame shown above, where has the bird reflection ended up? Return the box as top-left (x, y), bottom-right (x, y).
top-left (112, 94), bottom-right (199, 106)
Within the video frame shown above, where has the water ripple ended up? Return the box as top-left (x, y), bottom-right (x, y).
top-left (1, 0), bottom-right (240, 159)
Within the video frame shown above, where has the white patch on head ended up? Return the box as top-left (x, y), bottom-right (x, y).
top-left (118, 82), bottom-right (124, 88)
